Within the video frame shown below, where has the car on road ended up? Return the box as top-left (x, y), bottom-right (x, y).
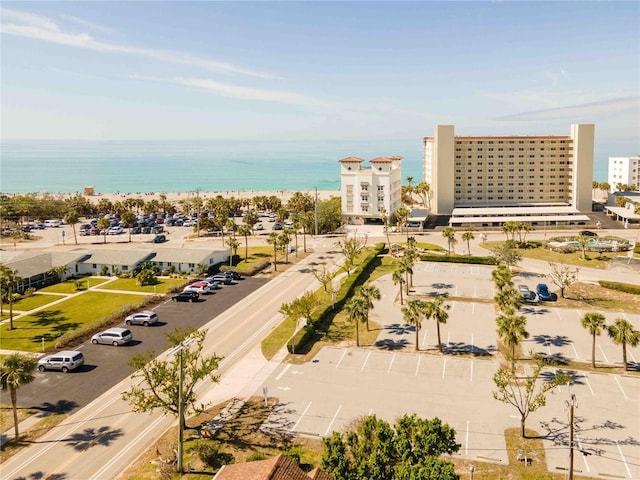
top-left (37, 351), bottom-right (84, 373)
top-left (518, 285), bottom-right (537, 303)
top-left (125, 310), bottom-right (159, 326)
top-left (91, 327), bottom-right (133, 346)
top-left (211, 273), bottom-right (233, 285)
top-left (183, 281), bottom-right (211, 294)
top-left (172, 290), bottom-right (200, 302)
top-left (536, 284), bottom-right (556, 302)
top-left (580, 230), bottom-right (598, 237)
top-left (153, 234), bottom-right (167, 243)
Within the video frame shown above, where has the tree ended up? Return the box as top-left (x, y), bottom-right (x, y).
top-left (48, 265), bottom-right (69, 283)
top-left (322, 414), bottom-right (460, 480)
top-left (576, 234), bottom-right (591, 260)
top-left (547, 262), bottom-right (577, 298)
top-left (1, 353), bottom-right (37, 441)
top-left (402, 299), bottom-right (426, 351)
top-left (496, 311), bottom-right (529, 359)
top-left (615, 195), bottom-right (628, 207)
top-left (359, 283), bottom-right (381, 331)
top-left (335, 234), bottom-right (366, 276)
top-left (278, 230), bottom-right (292, 263)
top-left (312, 265), bottom-right (336, 293)
top-left (441, 227), bottom-right (456, 255)
top-left (344, 295), bottom-right (369, 347)
top-left (137, 268), bottom-right (158, 286)
top-left (581, 312), bottom-right (606, 367)
top-left (413, 181), bottom-right (432, 209)
top-left (392, 266), bottom-right (406, 305)
top-left (63, 209), bottom-right (79, 245)
top-left (491, 263), bottom-right (513, 293)
top-left (122, 328), bottom-right (222, 431)
top-left (97, 217), bottom-right (110, 244)
top-left (279, 291), bottom-right (320, 326)
top-left (490, 243), bottom-right (522, 271)
top-left (225, 236), bottom-right (240, 266)
top-left (237, 224), bottom-right (252, 261)
top-left (121, 210), bottom-right (137, 243)
top-left (267, 232), bottom-right (279, 271)
top-left (494, 284), bottom-right (522, 315)
top-left (608, 318), bottom-right (640, 371)
top-left (461, 231), bottom-right (474, 255)
top-left (0, 266), bottom-right (21, 330)
top-left (395, 206), bottom-right (410, 237)
top-left (493, 353), bottom-right (570, 438)
top-left (242, 210), bottom-right (259, 233)
top-left (425, 296), bottom-right (450, 352)
top-left (380, 207), bottom-right (392, 248)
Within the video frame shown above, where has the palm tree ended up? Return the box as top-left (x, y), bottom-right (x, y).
top-left (1, 353), bottom-right (37, 441)
top-left (581, 312), bottom-right (606, 368)
top-left (395, 206), bottom-right (410, 238)
top-left (607, 318), bottom-right (640, 371)
top-left (267, 232), bottom-right (279, 271)
top-left (462, 231), bottom-right (475, 255)
top-left (402, 299), bottom-right (426, 351)
top-left (442, 227), bottom-right (457, 255)
top-left (359, 284), bottom-right (381, 331)
top-left (279, 230), bottom-right (293, 263)
top-left (399, 254), bottom-right (414, 295)
top-left (491, 263), bottom-right (513, 293)
top-left (97, 217), bottom-right (110, 244)
top-left (344, 295), bottom-right (369, 347)
top-left (225, 237), bottom-right (240, 266)
top-left (121, 210), bottom-right (137, 243)
top-left (425, 296), bottom-right (451, 352)
top-left (496, 312), bottom-right (529, 360)
top-left (576, 235), bottom-right (591, 260)
top-left (237, 224), bottom-right (252, 261)
top-left (0, 266), bottom-right (21, 330)
top-left (392, 266), bottom-right (406, 305)
top-left (494, 285), bottom-right (522, 315)
top-left (63, 209), bottom-right (79, 245)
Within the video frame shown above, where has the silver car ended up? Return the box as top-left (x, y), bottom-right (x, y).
top-left (38, 350), bottom-right (84, 373)
top-left (91, 327), bottom-right (132, 346)
top-left (125, 310), bottom-right (158, 326)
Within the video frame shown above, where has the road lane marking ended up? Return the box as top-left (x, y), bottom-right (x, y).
top-left (613, 376), bottom-right (628, 401)
top-left (324, 405), bottom-right (343, 436)
top-left (361, 351), bottom-right (372, 371)
top-left (597, 344), bottom-right (609, 363)
top-left (276, 364), bottom-right (291, 381)
top-left (277, 386), bottom-right (291, 391)
top-left (335, 349), bottom-right (347, 369)
top-left (291, 401), bottom-right (312, 432)
top-left (387, 353), bottom-right (396, 373)
top-left (415, 356), bottom-right (421, 376)
top-left (465, 420), bottom-right (470, 455)
top-left (442, 357), bottom-right (447, 379)
top-left (571, 342), bottom-right (580, 360)
top-left (617, 444), bottom-right (632, 478)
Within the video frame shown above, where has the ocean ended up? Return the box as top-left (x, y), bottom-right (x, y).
top-left (1, 139), bottom-right (610, 195)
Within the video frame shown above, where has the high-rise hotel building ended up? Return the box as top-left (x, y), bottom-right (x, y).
top-left (423, 124), bottom-right (594, 226)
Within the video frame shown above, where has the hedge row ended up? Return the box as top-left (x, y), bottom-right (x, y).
top-left (287, 243), bottom-right (387, 354)
top-left (418, 254), bottom-right (496, 265)
top-left (598, 280), bottom-right (640, 296)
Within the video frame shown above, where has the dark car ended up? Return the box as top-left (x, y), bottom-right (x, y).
top-left (580, 230), bottom-right (598, 237)
top-left (172, 290), bottom-right (199, 302)
top-left (223, 270), bottom-right (242, 280)
top-left (153, 234), bottom-right (167, 243)
top-left (272, 222), bottom-right (283, 230)
top-left (142, 226), bottom-right (152, 234)
top-left (536, 284), bottom-right (556, 302)
top-left (211, 273), bottom-right (233, 285)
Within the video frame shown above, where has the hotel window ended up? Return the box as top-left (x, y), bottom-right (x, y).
top-left (361, 196), bottom-right (368, 201)
top-left (377, 185), bottom-right (384, 191)
top-left (361, 184), bottom-right (368, 191)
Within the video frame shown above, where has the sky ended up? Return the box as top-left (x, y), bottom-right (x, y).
top-left (1, 1), bottom-right (639, 154)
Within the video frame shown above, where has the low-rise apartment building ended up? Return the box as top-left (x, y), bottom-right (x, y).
top-left (608, 156), bottom-right (640, 191)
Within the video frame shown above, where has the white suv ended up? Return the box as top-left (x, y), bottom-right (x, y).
top-left (38, 351), bottom-right (84, 373)
top-left (125, 310), bottom-right (158, 326)
top-left (91, 327), bottom-right (133, 346)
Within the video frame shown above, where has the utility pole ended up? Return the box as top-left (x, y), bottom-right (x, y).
top-left (195, 188), bottom-right (201, 238)
top-left (170, 337), bottom-right (194, 473)
top-left (566, 392), bottom-right (578, 480)
top-left (314, 186), bottom-right (318, 236)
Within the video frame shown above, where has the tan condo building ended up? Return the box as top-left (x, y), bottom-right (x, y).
top-left (423, 124), bottom-right (595, 227)
top-left (340, 156), bottom-right (403, 223)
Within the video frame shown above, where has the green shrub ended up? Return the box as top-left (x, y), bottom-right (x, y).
top-left (418, 254), bottom-right (496, 265)
top-left (598, 280), bottom-right (640, 295)
top-left (247, 451), bottom-right (267, 462)
top-left (23, 287), bottom-right (37, 297)
top-left (189, 440), bottom-right (234, 469)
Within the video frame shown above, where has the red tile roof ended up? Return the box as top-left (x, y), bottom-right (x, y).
top-left (339, 156), bottom-right (364, 163)
top-left (370, 157), bottom-right (392, 163)
top-left (213, 454), bottom-right (326, 480)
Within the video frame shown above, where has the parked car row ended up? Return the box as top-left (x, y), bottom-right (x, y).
top-left (518, 283), bottom-right (558, 304)
top-left (172, 272), bottom-right (242, 302)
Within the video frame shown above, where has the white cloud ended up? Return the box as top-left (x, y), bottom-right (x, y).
top-left (0, 7), bottom-right (278, 79)
top-left (58, 14), bottom-right (117, 35)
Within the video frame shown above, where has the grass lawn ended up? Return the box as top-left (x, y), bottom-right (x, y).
top-left (10, 293), bottom-right (66, 312)
top-left (235, 246), bottom-right (276, 268)
top-left (40, 278), bottom-right (110, 294)
top-left (0, 291), bottom-right (147, 352)
top-left (482, 241), bottom-right (625, 269)
top-left (98, 277), bottom-right (186, 294)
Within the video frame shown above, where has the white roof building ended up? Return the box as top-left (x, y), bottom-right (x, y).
top-left (608, 156), bottom-right (640, 191)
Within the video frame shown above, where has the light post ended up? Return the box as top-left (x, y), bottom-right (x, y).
top-left (469, 465), bottom-right (475, 480)
top-left (565, 389), bottom-right (578, 480)
top-left (314, 186), bottom-right (318, 236)
top-left (170, 337), bottom-right (194, 473)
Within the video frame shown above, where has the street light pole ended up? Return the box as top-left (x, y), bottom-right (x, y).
top-left (314, 186), bottom-right (318, 236)
top-left (170, 337), bottom-right (194, 473)
top-left (566, 392), bottom-right (578, 480)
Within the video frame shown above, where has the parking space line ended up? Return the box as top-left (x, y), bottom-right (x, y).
top-left (583, 375), bottom-right (595, 397)
top-left (360, 351), bottom-right (372, 371)
top-left (570, 342), bottom-right (580, 360)
top-left (455, 285), bottom-right (459, 296)
top-left (421, 327), bottom-right (428, 346)
top-left (324, 405), bottom-right (343, 436)
top-left (335, 349), bottom-right (347, 369)
top-left (442, 357), bottom-right (447, 379)
top-left (617, 444), bottom-right (632, 478)
top-left (597, 344), bottom-right (609, 363)
top-left (291, 401), bottom-right (312, 432)
top-left (556, 309), bottom-right (563, 320)
top-left (628, 350), bottom-right (637, 364)
top-left (465, 420), bottom-right (470, 455)
top-left (576, 433), bottom-right (590, 473)
top-left (470, 333), bottom-right (475, 354)
top-left (275, 364), bottom-right (291, 381)
top-left (473, 286), bottom-right (477, 298)
top-left (387, 353), bottom-right (396, 373)
top-left (472, 303), bottom-right (475, 316)
top-left (613, 376), bottom-right (628, 401)
top-left (470, 360), bottom-right (474, 382)
top-left (414, 356), bottom-right (421, 376)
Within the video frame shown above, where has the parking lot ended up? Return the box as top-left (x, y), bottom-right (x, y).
top-left (259, 262), bottom-right (640, 479)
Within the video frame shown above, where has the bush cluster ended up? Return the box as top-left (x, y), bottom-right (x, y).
top-left (598, 280), bottom-right (640, 296)
top-left (418, 253), bottom-right (496, 265)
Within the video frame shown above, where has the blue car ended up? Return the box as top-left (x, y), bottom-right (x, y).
top-left (536, 284), bottom-right (556, 302)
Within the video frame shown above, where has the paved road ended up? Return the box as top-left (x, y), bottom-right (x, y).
top-left (1, 236), bottom-right (342, 480)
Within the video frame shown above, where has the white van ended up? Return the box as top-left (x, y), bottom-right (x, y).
top-left (44, 219), bottom-right (62, 228)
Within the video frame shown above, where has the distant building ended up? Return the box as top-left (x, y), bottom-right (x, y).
top-left (608, 156), bottom-right (640, 191)
top-left (423, 124), bottom-right (594, 227)
top-left (340, 155), bottom-right (402, 224)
